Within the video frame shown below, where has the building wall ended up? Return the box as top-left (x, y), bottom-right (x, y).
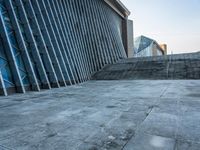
top-left (127, 20), bottom-right (134, 58)
top-left (0, 0), bottom-right (127, 96)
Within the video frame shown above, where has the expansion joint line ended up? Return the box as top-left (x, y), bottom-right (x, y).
top-left (121, 106), bottom-right (154, 150)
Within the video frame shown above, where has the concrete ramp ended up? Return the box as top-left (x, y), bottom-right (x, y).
top-left (92, 53), bottom-right (200, 80)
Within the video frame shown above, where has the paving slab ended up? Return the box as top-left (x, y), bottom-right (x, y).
top-left (0, 80), bottom-right (200, 150)
top-left (175, 140), bottom-right (200, 150)
top-left (123, 133), bottom-right (176, 150)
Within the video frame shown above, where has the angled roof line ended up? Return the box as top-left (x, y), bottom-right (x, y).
top-left (104, 0), bottom-right (131, 18)
top-left (134, 35), bottom-right (165, 54)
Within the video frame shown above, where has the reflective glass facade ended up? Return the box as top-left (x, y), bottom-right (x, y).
top-left (134, 36), bottom-right (165, 57)
top-left (0, 0), bottom-right (129, 96)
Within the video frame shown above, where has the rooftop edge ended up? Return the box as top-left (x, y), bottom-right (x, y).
top-left (104, 0), bottom-right (131, 18)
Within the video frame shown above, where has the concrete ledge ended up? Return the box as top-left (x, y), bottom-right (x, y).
top-left (92, 53), bottom-right (200, 80)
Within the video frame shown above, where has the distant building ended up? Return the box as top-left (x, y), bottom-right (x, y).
top-left (134, 36), bottom-right (167, 57)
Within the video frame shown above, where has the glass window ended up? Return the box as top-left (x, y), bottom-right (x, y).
top-left (3, 15), bottom-right (13, 33)
top-left (11, 46), bottom-right (19, 56)
top-left (0, 3), bottom-right (6, 11)
top-left (4, 80), bottom-right (14, 88)
top-left (0, 38), bottom-right (14, 87)
top-left (0, 58), bottom-right (6, 66)
top-left (0, 47), bottom-right (6, 58)
top-left (3, 14), bottom-right (11, 22)
top-left (15, 55), bottom-right (26, 70)
top-left (0, 1), bottom-right (30, 88)
top-left (0, 6), bottom-right (4, 14)
top-left (19, 23), bottom-right (25, 33)
top-left (1, 66), bottom-right (14, 86)
top-left (22, 76), bottom-right (29, 85)
top-left (9, 33), bottom-right (18, 47)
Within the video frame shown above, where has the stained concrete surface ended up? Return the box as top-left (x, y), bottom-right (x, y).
top-left (92, 53), bottom-right (200, 80)
top-left (0, 80), bottom-right (200, 150)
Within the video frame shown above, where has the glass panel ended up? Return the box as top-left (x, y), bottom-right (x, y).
top-left (2, 13), bottom-right (12, 29)
top-left (0, 6), bottom-right (4, 14)
top-left (4, 80), bottom-right (14, 88)
top-left (0, 47), bottom-right (5, 58)
top-left (0, 2), bottom-right (30, 87)
top-left (22, 76), bottom-right (29, 85)
top-left (34, 66), bottom-right (41, 84)
top-left (24, 40), bottom-right (29, 47)
top-left (3, 14), bottom-right (10, 22)
top-left (15, 55), bottom-right (26, 70)
top-left (0, 3), bottom-right (6, 11)
top-left (0, 58), bottom-right (6, 66)
top-left (8, 33), bottom-right (18, 47)
top-left (19, 70), bottom-right (29, 85)
top-left (3, 17), bottom-right (13, 33)
top-left (1, 65), bottom-right (14, 84)
top-left (0, 1), bottom-right (6, 13)
top-left (5, 25), bottom-right (12, 33)
top-left (19, 23), bottom-right (25, 33)
top-left (19, 69), bottom-right (26, 77)
top-left (22, 32), bottom-right (28, 41)
top-left (11, 47), bottom-right (19, 57)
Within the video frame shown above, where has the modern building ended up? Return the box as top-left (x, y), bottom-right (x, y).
top-left (134, 35), bottom-right (167, 57)
top-left (0, 0), bottom-right (133, 96)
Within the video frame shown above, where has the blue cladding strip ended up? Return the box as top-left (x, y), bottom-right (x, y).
top-left (0, 0), bottom-right (128, 95)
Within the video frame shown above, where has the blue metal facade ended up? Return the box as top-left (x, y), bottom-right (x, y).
top-left (0, 0), bottom-right (128, 96)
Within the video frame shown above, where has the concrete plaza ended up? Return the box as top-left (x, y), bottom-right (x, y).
top-left (0, 80), bottom-right (200, 150)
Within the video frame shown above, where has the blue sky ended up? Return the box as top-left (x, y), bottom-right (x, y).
top-left (121, 0), bottom-right (200, 54)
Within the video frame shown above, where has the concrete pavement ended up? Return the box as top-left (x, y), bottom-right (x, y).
top-left (0, 80), bottom-right (200, 150)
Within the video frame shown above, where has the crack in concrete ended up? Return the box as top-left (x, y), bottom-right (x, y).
top-left (122, 106), bottom-right (155, 150)
top-left (0, 103), bottom-right (20, 109)
top-left (159, 83), bottom-right (171, 98)
top-left (173, 139), bottom-right (179, 150)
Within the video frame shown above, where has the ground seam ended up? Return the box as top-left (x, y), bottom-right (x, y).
top-left (121, 106), bottom-right (154, 150)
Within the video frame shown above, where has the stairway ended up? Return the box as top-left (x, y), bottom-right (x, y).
top-left (92, 52), bottom-right (200, 80)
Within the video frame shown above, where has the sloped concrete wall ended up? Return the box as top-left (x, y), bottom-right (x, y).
top-left (92, 53), bottom-right (200, 80)
top-left (0, 0), bottom-right (127, 95)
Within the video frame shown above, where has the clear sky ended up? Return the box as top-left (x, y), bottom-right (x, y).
top-left (121, 0), bottom-right (200, 54)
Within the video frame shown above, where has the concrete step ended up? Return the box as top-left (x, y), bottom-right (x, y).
top-left (92, 52), bottom-right (200, 80)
